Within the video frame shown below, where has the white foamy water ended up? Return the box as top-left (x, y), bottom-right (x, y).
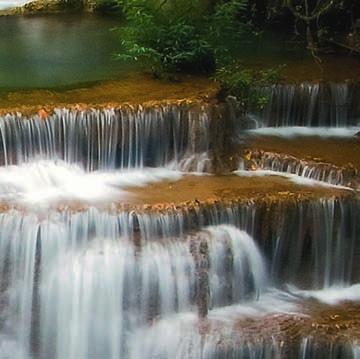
top-left (0, 221), bottom-right (270, 359)
top-left (128, 290), bottom-right (301, 359)
top-left (208, 289), bottom-right (301, 320)
top-left (354, 345), bottom-right (360, 359)
top-left (245, 126), bottom-right (360, 138)
top-left (289, 284), bottom-right (360, 305)
top-left (0, 335), bottom-right (27, 359)
top-left (129, 286), bottom-right (360, 359)
top-left (39, 238), bottom-right (196, 359)
top-left (167, 152), bottom-right (213, 173)
top-left (0, 107), bottom-right (211, 169)
top-left (0, 160), bottom-right (182, 207)
top-left (0, 210), bottom-right (358, 358)
top-left (206, 225), bottom-right (267, 306)
top-left (234, 169), bottom-right (353, 190)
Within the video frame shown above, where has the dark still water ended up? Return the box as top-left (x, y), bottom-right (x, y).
top-left (0, 15), bottom-right (125, 89)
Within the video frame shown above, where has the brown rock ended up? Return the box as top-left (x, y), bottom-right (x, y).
top-left (38, 108), bottom-right (48, 120)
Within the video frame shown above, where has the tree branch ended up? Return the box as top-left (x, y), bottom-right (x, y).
top-left (285, 0), bottom-right (334, 22)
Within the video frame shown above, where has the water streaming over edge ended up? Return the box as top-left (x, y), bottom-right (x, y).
top-left (0, 198), bottom-right (357, 357)
top-left (0, 83), bottom-right (358, 357)
top-left (0, 105), bottom-right (210, 170)
top-left (244, 82), bottom-right (360, 128)
top-left (0, 222), bottom-right (270, 358)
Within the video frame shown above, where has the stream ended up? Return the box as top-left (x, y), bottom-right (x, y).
top-left (0, 12), bottom-right (359, 359)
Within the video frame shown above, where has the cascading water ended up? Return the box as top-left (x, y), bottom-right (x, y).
top-left (39, 239), bottom-right (196, 359)
top-left (0, 213), bottom-right (268, 359)
top-left (206, 225), bottom-right (266, 306)
top-left (0, 81), bottom-right (359, 358)
top-left (0, 105), bottom-right (210, 170)
top-left (299, 338), bottom-right (359, 359)
top-left (238, 150), bottom-right (346, 185)
top-left (234, 126), bottom-right (360, 189)
top-left (353, 345), bottom-right (360, 359)
top-left (0, 200), bottom-right (358, 358)
top-left (244, 82), bottom-right (360, 128)
top-left (128, 286), bottom-right (360, 359)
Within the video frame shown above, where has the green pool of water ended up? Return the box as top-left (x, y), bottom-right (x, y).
top-left (1, 13), bottom-right (352, 93)
top-left (0, 14), bottom-right (127, 90)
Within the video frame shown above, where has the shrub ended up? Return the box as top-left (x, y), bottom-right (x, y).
top-left (115, 0), bottom-right (251, 75)
top-left (94, 0), bottom-right (121, 14)
top-left (215, 64), bottom-right (283, 108)
top-left (58, 0), bottom-right (85, 10)
top-left (209, 0), bottom-right (253, 63)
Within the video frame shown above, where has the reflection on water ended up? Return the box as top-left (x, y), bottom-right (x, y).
top-left (0, 15), bottom-right (125, 89)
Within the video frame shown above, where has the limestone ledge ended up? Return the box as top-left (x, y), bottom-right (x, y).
top-left (197, 302), bottom-right (360, 349)
top-left (0, 174), bottom-right (354, 215)
top-left (242, 148), bottom-right (360, 189)
top-left (241, 136), bottom-right (360, 170)
top-left (0, 75), bottom-right (219, 117)
top-left (0, 99), bottom-right (213, 119)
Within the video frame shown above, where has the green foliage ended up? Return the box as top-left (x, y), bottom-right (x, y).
top-left (115, 0), bottom-right (252, 75)
top-left (211, 0), bottom-right (250, 41)
top-left (113, 0), bottom-right (286, 105)
top-left (94, 0), bottom-right (120, 14)
top-left (210, 0), bottom-right (252, 62)
top-left (58, 0), bottom-right (85, 10)
top-left (215, 64), bottom-right (283, 108)
top-left (116, 0), bottom-right (211, 74)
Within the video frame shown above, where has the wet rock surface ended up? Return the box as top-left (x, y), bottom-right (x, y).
top-left (0, 173), bottom-right (352, 215)
top-left (196, 301), bottom-right (360, 355)
top-left (235, 135), bottom-right (360, 188)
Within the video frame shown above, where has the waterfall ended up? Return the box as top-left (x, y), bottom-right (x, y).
top-left (206, 225), bottom-right (266, 307)
top-left (0, 201), bottom-right (357, 357)
top-left (128, 288), bottom-right (360, 359)
top-left (167, 152), bottom-right (213, 173)
top-left (254, 199), bottom-right (360, 288)
top-left (244, 82), bottom-right (360, 128)
top-left (0, 79), bottom-right (359, 358)
top-left (134, 198), bottom-right (359, 288)
top-left (354, 345), bottom-right (360, 359)
top-left (0, 105), bottom-right (210, 170)
top-left (39, 239), bottom-right (196, 359)
top-left (300, 338), bottom-right (359, 359)
top-left (128, 312), bottom-right (285, 359)
top-left (243, 151), bottom-right (347, 186)
top-left (0, 216), bottom-right (268, 359)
